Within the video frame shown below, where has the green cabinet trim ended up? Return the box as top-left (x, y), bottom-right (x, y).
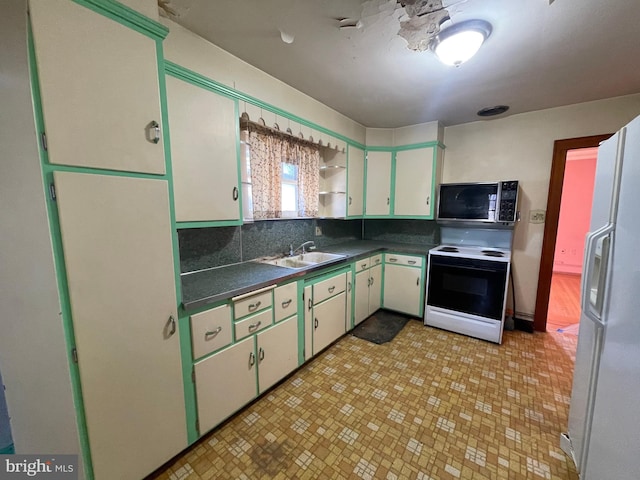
top-left (74, 0), bottom-right (169, 40)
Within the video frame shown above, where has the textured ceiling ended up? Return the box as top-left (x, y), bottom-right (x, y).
top-left (164, 0), bottom-right (640, 128)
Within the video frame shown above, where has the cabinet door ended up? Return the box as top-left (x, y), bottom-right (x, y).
top-left (304, 285), bottom-right (313, 361)
top-left (166, 76), bottom-right (240, 222)
top-left (354, 270), bottom-right (370, 326)
top-left (346, 270), bottom-right (353, 331)
top-left (54, 172), bottom-right (186, 480)
top-left (194, 337), bottom-right (256, 435)
top-left (394, 147), bottom-right (435, 217)
top-left (30, 0), bottom-right (165, 174)
top-left (365, 151), bottom-right (392, 216)
top-left (383, 264), bottom-right (423, 317)
top-left (257, 317), bottom-right (299, 392)
top-left (347, 146), bottom-right (365, 217)
top-left (313, 292), bottom-right (346, 354)
top-left (368, 264), bottom-right (383, 315)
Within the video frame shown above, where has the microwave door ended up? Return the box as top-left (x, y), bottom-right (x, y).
top-left (438, 183), bottom-right (499, 221)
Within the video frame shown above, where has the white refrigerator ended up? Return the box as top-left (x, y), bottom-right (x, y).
top-left (561, 113), bottom-right (640, 479)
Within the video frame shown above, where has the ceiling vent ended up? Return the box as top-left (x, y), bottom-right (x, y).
top-left (477, 105), bottom-right (510, 117)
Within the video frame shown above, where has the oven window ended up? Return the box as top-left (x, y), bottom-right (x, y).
top-left (427, 255), bottom-right (508, 320)
top-left (438, 184), bottom-right (498, 220)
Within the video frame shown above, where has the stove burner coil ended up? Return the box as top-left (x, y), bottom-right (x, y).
top-left (438, 246), bottom-right (459, 252)
top-left (482, 250), bottom-right (504, 257)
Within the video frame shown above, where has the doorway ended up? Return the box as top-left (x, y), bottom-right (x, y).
top-left (534, 134), bottom-right (612, 332)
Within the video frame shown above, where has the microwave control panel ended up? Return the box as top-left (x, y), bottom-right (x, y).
top-left (498, 181), bottom-right (519, 222)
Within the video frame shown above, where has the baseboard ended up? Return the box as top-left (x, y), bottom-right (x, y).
top-left (514, 317), bottom-right (534, 333)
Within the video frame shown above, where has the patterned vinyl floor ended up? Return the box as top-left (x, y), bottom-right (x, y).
top-left (150, 320), bottom-right (579, 480)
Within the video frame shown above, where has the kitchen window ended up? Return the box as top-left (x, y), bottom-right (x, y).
top-left (242, 118), bottom-right (319, 219)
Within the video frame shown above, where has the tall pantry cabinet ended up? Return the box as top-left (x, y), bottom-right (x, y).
top-left (27, 1), bottom-right (186, 479)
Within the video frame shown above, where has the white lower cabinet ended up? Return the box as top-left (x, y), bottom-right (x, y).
top-left (354, 256), bottom-right (383, 325)
top-left (257, 316), bottom-right (299, 392)
top-left (313, 292), bottom-right (347, 353)
top-left (194, 337), bottom-right (256, 435)
top-left (383, 254), bottom-right (425, 317)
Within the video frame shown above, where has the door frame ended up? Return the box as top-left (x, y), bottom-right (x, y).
top-left (533, 134), bottom-right (612, 331)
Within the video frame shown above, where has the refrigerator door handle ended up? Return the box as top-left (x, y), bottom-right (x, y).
top-left (581, 224), bottom-right (613, 327)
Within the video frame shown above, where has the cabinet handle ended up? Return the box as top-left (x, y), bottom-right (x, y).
top-left (426, 196), bottom-right (430, 205)
top-left (389, 258), bottom-right (398, 263)
top-left (367, 277), bottom-right (371, 287)
top-left (349, 196), bottom-right (352, 205)
top-left (167, 315), bottom-right (176, 337)
top-left (314, 318), bottom-right (319, 329)
top-left (361, 263), bottom-right (367, 269)
top-left (205, 326), bottom-right (222, 339)
top-left (258, 347), bottom-right (265, 362)
top-left (328, 286), bottom-right (335, 293)
top-left (370, 277), bottom-right (375, 286)
top-left (348, 281), bottom-right (352, 292)
top-left (232, 186), bottom-right (239, 201)
top-left (375, 258), bottom-right (380, 264)
top-left (387, 197), bottom-right (390, 205)
top-left (248, 320), bottom-right (262, 332)
top-left (416, 277), bottom-right (420, 286)
top-left (148, 120), bottom-right (160, 144)
top-left (408, 260), bottom-right (416, 265)
top-left (281, 299), bottom-right (292, 308)
top-left (248, 301), bottom-right (261, 312)
top-left (308, 297), bottom-right (312, 311)
top-left (249, 352), bottom-right (255, 367)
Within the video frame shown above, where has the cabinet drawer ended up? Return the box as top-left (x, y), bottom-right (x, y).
top-left (370, 254), bottom-right (383, 268)
top-left (234, 290), bottom-right (273, 320)
top-left (385, 253), bottom-right (423, 267)
top-left (313, 273), bottom-right (346, 305)
top-left (235, 309), bottom-right (272, 340)
top-left (274, 282), bottom-right (298, 323)
top-left (354, 258), bottom-right (370, 272)
top-left (190, 304), bottom-right (232, 359)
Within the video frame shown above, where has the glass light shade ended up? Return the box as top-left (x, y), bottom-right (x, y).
top-left (431, 20), bottom-right (492, 66)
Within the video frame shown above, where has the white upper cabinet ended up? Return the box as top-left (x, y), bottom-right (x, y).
top-left (166, 76), bottom-right (241, 222)
top-left (394, 146), bottom-right (435, 217)
top-left (347, 146), bottom-right (365, 217)
top-left (30, 0), bottom-right (166, 174)
top-left (365, 151), bottom-right (392, 216)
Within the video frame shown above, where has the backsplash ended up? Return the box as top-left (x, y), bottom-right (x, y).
top-left (363, 219), bottom-right (440, 245)
top-left (178, 219), bottom-right (362, 273)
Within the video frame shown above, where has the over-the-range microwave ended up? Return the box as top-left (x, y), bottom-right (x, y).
top-left (436, 181), bottom-right (519, 226)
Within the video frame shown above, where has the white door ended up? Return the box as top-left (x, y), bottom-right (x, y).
top-left (166, 76), bottom-right (241, 222)
top-left (194, 337), bottom-right (256, 435)
top-left (304, 285), bottom-right (313, 360)
top-left (394, 147), bottom-right (434, 216)
top-left (30, 0), bottom-right (165, 174)
top-left (365, 151), bottom-right (392, 216)
top-left (384, 264), bottom-right (422, 316)
top-left (54, 172), bottom-right (186, 480)
top-left (257, 317), bottom-right (299, 392)
top-left (346, 270), bottom-right (353, 330)
top-left (347, 146), bottom-right (365, 216)
top-left (313, 292), bottom-right (346, 354)
top-left (368, 264), bottom-right (383, 314)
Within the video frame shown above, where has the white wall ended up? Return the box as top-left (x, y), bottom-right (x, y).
top-left (161, 19), bottom-right (366, 145)
top-left (0, 0), bottom-right (82, 469)
top-left (443, 94), bottom-right (640, 318)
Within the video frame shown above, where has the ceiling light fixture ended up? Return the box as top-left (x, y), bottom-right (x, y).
top-left (430, 19), bottom-right (492, 66)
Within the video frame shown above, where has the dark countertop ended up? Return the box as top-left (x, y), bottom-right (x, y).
top-left (181, 240), bottom-right (436, 312)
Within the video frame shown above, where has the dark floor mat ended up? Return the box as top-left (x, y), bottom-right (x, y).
top-left (351, 310), bottom-right (411, 344)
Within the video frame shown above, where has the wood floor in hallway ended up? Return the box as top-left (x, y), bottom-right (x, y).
top-left (546, 273), bottom-right (581, 333)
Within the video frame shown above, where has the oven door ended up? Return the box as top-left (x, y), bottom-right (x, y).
top-left (427, 254), bottom-right (508, 321)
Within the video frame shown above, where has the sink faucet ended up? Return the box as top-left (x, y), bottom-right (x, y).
top-left (289, 241), bottom-right (316, 256)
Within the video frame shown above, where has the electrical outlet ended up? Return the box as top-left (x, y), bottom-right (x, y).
top-left (529, 210), bottom-right (546, 224)
top-left (315, 226), bottom-right (322, 236)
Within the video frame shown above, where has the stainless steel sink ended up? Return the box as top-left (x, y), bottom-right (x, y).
top-left (258, 251), bottom-right (345, 269)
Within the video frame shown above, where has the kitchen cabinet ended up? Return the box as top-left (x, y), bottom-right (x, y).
top-left (194, 336), bottom-right (256, 435)
top-left (347, 146), bottom-right (365, 217)
top-left (364, 151), bottom-right (393, 216)
top-left (257, 316), bottom-right (299, 392)
top-left (394, 147), bottom-right (435, 217)
top-left (354, 255), bottom-right (383, 325)
top-left (303, 270), bottom-right (348, 359)
top-left (53, 171), bottom-right (186, 480)
top-left (166, 75), bottom-right (241, 223)
top-left (318, 141), bottom-right (347, 218)
top-left (190, 304), bottom-right (232, 360)
top-left (30, 0), bottom-right (166, 175)
top-left (383, 253), bottom-right (425, 317)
